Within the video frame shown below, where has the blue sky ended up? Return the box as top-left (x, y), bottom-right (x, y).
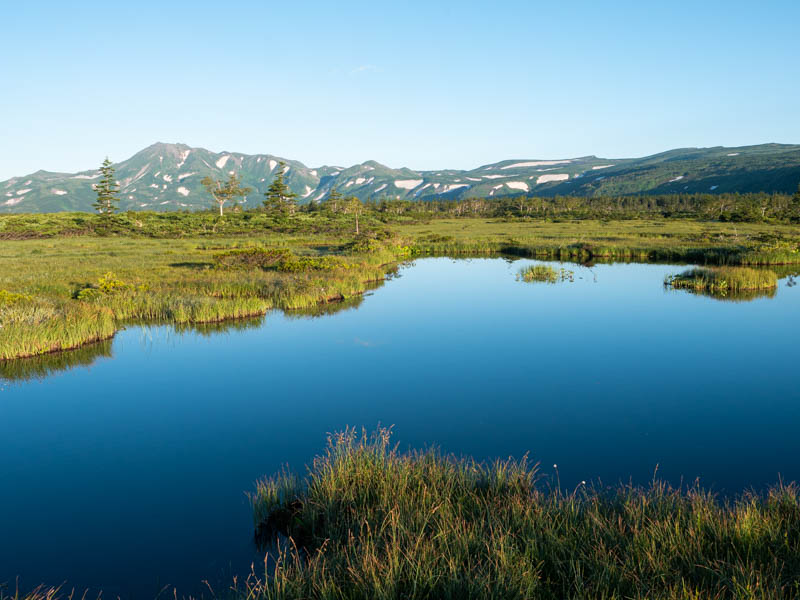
top-left (2, 0), bottom-right (798, 179)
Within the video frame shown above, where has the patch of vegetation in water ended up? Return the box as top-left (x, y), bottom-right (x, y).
top-left (246, 428), bottom-right (800, 600)
top-left (665, 266), bottom-right (779, 298)
top-left (517, 264), bottom-right (575, 284)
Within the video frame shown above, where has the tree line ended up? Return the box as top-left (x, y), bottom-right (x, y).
top-left (91, 157), bottom-right (800, 224)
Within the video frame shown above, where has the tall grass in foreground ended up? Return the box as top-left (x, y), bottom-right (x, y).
top-left (666, 266), bottom-right (779, 296)
top-left (247, 428), bottom-right (800, 600)
top-left (0, 586), bottom-right (77, 600)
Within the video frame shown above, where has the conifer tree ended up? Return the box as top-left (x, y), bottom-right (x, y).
top-left (325, 186), bottom-right (343, 213)
top-left (202, 172), bottom-right (251, 217)
top-left (93, 157), bottom-right (120, 216)
top-left (263, 162), bottom-right (297, 215)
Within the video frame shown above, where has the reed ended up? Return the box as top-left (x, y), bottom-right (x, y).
top-left (246, 428), bottom-right (800, 600)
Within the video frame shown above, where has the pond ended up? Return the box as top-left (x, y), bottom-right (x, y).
top-left (2, 257), bottom-right (799, 598)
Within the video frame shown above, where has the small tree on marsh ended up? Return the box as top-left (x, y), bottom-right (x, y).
top-left (346, 196), bottom-right (362, 234)
top-left (202, 173), bottom-right (251, 217)
top-left (263, 162), bottom-right (297, 215)
top-left (93, 157), bottom-right (120, 216)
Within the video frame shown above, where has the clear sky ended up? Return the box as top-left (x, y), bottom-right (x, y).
top-left (2, 0), bottom-right (798, 180)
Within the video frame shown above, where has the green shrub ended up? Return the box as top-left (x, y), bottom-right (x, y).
top-left (213, 247), bottom-right (293, 270)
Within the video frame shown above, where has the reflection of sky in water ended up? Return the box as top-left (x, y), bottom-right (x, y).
top-left (1, 258), bottom-right (799, 598)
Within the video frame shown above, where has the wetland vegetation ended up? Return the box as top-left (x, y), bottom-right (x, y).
top-left (1, 204), bottom-right (799, 361)
top-left (246, 428), bottom-right (800, 600)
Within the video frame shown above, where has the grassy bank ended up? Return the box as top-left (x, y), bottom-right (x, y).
top-left (247, 428), bottom-right (800, 600)
top-left (1, 214), bottom-right (798, 361)
top-left (0, 233), bottom-right (402, 360)
top-left (399, 219), bottom-right (800, 265)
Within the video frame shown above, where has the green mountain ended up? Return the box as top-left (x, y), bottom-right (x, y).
top-left (2, 142), bottom-right (799, 213)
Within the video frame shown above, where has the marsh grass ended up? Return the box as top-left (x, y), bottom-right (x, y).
top-left (2, 216), bottom-right (799, 360)
top-left (666, 267), bottom-right (779, 297)
top-left (518, 264), bottom-right (575, 284)
top-left (0, 236), bottom-right (398, 360)
top-left (0, 585), bottom-right (89, 600)
top-left (246, 427), bottom-right (800, 600)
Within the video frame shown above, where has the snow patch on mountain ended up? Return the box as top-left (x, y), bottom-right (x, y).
top-left (536, 174), bottom-right (569, 184)
top-left (215, 155), bottom-right (230, 169)
top-left (52, 189), bottom-right (68, 195)
top-left (394, 179), bottom-right (423, 190)
top-left (73, 173), bottom-right (100, 179)
top-left (506, 182), bottom-right (529, 191)
top-left (269, 160), bottom-right (277, 171)
top-left (177, 149), bottom-right (190, 168)
top-left (592, 165), bottom-right (614, 170)
top-left (177, 187), bottom-right (190, 196)
top-left (502, 160), bottom-right (572, 169)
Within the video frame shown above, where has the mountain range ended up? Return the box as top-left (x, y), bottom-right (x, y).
top-left (2, 142), bottom-right (799, 213)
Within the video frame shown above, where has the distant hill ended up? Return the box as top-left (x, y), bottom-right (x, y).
top-left (2, 142), bottom-right (799, 213)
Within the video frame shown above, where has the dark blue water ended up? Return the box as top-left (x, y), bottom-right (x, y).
top-left (2, 258), bottom-right (799, 598)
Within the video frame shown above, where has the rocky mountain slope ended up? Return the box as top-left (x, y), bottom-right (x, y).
top-left (2, 142), bottom-right (799, 213)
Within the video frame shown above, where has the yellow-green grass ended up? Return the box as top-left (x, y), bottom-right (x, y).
top-left (397, 218), bottom-right (800, 265)
top-left (247, 428), bottom-right (800, 600)
top-left (2, 217), bottom-right (798, 360)
top-left (518, 264), bottom-right (574, 284)
top-left (666, 267), bottom-right (779, 297)
top-left (0, 235), bottom-right (400, 360)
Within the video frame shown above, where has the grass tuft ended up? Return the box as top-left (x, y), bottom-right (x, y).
top-left (517, 264), bottom-right (574, 284)
top-left (666, 266), bottom-right (779, 296)
top-left (246, 427), bottom-right (800, 600)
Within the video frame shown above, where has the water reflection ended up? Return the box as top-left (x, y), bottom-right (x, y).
top-left (0, 339), bottom-right (113, 383)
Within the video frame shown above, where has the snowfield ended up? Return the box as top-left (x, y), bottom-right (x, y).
top-left (394, 179), bottom-right (423, 190)
top-left (536, 174), bottom-right (569, 184)
top-left (501, 160), bottom-right (572, 169)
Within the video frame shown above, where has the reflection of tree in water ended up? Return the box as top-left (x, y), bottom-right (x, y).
top-left (0, 339), bottom-right (113, 382)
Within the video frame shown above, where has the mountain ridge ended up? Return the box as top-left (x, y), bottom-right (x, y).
top-left (3, 142), bottom-right (799, 213)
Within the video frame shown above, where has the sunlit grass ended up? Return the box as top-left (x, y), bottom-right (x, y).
top-left (0, 235), bottom-right (399, 360)
top-left (247, 427), bottom-right (800, 600)
top-left (666, 266), bottom-right (779, 297)
top-left (518, 264), bottom-right (574, 283)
